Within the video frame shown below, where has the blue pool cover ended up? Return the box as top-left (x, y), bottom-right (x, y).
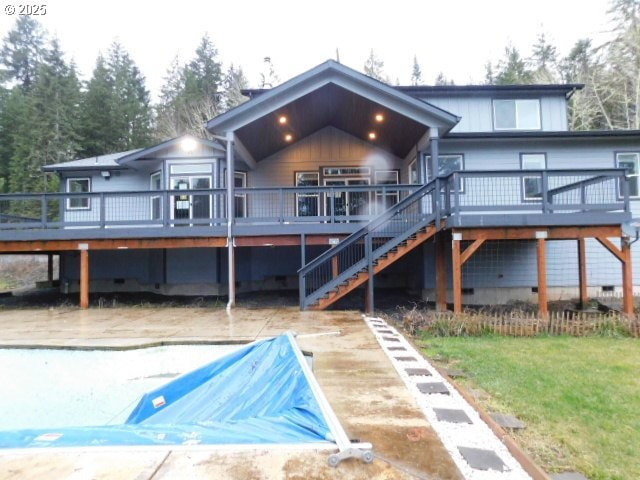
top-left (0, 333), bottom-right (334, 448)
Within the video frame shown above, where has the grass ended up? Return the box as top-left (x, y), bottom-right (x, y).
top-left (420, 335), bottom-right (640, 480)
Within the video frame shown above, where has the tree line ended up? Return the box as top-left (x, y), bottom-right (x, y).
top-left (0, 0), bottom-right (638, 194)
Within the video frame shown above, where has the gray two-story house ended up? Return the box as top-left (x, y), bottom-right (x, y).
top-left (1, 60), bottom-right (637, 315)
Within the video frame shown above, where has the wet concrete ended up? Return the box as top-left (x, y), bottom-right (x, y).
top-left (0, 307), bottom-right (462, 479)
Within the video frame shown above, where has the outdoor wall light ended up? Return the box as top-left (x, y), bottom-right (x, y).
top-left (180, 137), bottom-right (198, 152)
top-left (100, 170), bottom-right (111, 179)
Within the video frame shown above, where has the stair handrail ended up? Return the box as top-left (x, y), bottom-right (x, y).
top-left (298, 178), bottom-right (440, 277)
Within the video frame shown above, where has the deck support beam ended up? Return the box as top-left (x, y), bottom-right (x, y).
top-left (47, 254), bottom-right (54, 283)
top-left (622, 238), bottom-right (634, 317)
top-left (596, 236), bottom-right (634, 316)
top-left (435, 233), bottom-right (447, 311)
top-left (536, 236), bottom-right (548, 319)
top-left (452, 234), bottom-right (462, 314)
top-left (79, 247), bottom-right (89, 309)
top-left (226, 132), bottom-right (236, 309)
top-left (578, 238), bottom-right (588, 308)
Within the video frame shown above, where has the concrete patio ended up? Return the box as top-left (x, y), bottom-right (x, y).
top-left (0, 306), bottom-right (462, 479)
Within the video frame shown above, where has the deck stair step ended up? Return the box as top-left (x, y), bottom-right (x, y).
top-left (309, 225), bottom-right (436, 310)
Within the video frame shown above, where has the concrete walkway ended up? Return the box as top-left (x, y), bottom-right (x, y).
top-left (0, 307), bottom-right (463, 479)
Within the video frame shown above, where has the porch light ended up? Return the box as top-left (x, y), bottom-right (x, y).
top-left (180, 137), bottom-right (198, 152)
top-left (279, 115), bottom-right (287, 124)
top-left (375, 113), bottom-right (384, 122)
top-left (285, 134), bottom-right (293, 142)
top-left (368, 132), bottom-right (377, 140)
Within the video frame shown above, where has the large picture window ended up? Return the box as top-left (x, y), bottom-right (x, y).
top-left (295, 171), bottom-right (319, 216)
top-left (616, 152), bottom-right (640, 198)
top-left (493, 99), bottom-right (541, 130)
top-left (520, 153), bottom-right (547, 200)
top-left (66, 178), bottom-right (91, 210)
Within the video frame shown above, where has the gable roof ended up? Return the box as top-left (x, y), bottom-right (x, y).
top-left (43, 135), bottom-right (225, 173)
top-left (206, 60), bottom-right (459, 160)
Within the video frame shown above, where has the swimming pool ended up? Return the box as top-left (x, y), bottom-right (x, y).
top-left (0, 344), bottom-right (240, 430)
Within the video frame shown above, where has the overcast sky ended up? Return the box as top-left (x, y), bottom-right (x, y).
top-left (0, 0), bottom-right (615, 100)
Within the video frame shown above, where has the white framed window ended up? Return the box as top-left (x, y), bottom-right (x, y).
top-left (520, 153), bottom-right (547, 200)
top-left (374, 170), bottom-right (400, 212)
top-left (66, 178), bottom-right (91, 210)
top-left (234, 171), bottom-right (247, 218)
top-left (295, 171), bottom-right (319, 217)
top-left (425, 154), bottom-right (465, 191)
top-left (493, 99), bottom-right (541, 130)
top-left (170, 163), bottom-right (213, 175)
top-left (616, 152), bottom-right (640, 198)
top-left (150, 171), bottom-right (162, 220)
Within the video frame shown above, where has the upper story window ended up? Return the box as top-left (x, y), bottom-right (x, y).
top-left (520, 153), bottom-right (547, 200)
top-left (493, 99), bottom-right (541, 130)
top-left (66, 178), bottom-right (91, 210)
top-left (616, 152), bottom-right (640, 198)
top-left (426, 154), bottom-right (465, 192)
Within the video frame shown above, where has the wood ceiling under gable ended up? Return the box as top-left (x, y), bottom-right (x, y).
top-left (235, 83), bottom-right (428, 161)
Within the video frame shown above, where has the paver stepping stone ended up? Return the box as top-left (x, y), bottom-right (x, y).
top-left (434, 408), bottom-right (472, 424)
top-left (417, 382), bottom-right (450, 395)
top-left (490, 413), bottom-right (526, 430)
top-left (394, 356), bottom-right (416, 362)
top-left (405, 368), bottom-right (431, 376)
top-left (458, 446), bottom-right (507, 472)
top-left (387, 346), bottom-right (406, 351)
top-left (383, 336), bottom-right (400, 342)
top-left (377, 329), bottom-right (394, 333)
top-left (551, 473), bottom-right (589, 480)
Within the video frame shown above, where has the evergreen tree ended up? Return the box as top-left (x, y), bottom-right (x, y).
top-left (364, 50), bottom-right (389, 83)
top-left (411, 55), bottom-right (422, 85)
top-left (0, 87), bottom-right (29, 191)
top-left (0, 17), bottom-right (46, 89)
top-left (79, 43), bottom-right (153, 156)
top-left (494, 46), bottom-right (534, 84)
top-left (530, 33), bottom-right (559, 83)
top-left (484, 62), bottom-right (495, 84)
top-left (222, 64), bottom-right (248, 111)
top-left (434, 72), bottom-right (455, 86)
top-left (8, 39), bottom-right (81, 193)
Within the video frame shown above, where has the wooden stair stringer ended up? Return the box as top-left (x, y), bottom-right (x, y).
top-left (310, 225), bottom-right (436, 310)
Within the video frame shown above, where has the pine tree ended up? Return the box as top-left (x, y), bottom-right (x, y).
top-left (434, 72), bottom-right (454, 86)
top-left (494, 46), bottom-right (534, 85)
top-left (259, 56), bottom-right (280, 88)
top-left (0, 17), bottom-right (46, 89)
top-left (222, 64), bottom-right (248, 111)
top-left (411, 55), bottom-right (422, 85)
top-left (364, 50), bottom-right (388, 83)
top-left (8, 39), bottom-right (82, 194)
top-left (530, 33), bottom-right (559, 83)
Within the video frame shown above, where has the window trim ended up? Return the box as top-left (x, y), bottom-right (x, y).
top-left (615, 151), bottom-right (640, 199)
top-left (66, 177), bottom-right (91, 210)
top-left (408, 158), bottom-right (418, 185)
top-left (492, 99), bottom-right (542, 131)
top-left (520, 153), bottom-right (547, 202)
top-left (424, 153), bottom-right (465, 192)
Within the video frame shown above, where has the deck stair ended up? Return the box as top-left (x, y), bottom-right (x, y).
top-left (299, 180), bottom-right (442, 310)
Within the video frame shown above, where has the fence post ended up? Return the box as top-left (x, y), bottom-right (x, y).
top-left (434, 178), bottom-right (441, 227)
top-left (278, 188), bottom-right (284, 224)
top-left (453, 173), bottom-right (461, 217)
top-left (99, 192), bottom-right (106, 228)
top-left (366, 232), bottom-right (374, 313)
top-left (622, 173), bottom-right (631, 213)
top-left (163, 191), bottom-right (170, 227)
top-left (330, 187), bottom-right (335, 223)
top-left (541, 171), bottom-right (550, 214)
top-left (40, 194), bottom-right (47, 228)
top-left (580, 183), bottom-right (587, 212)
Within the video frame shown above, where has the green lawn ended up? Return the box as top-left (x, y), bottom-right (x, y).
top-left (420, 336), bottom-right (640, 480)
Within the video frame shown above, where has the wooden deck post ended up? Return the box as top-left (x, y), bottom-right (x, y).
top-left (452, 233), bottom-right (462, 314)
top-left (79, 248), bottom-right (89, 309)
top-left (577, 238), bottom-right (588, 308)
top-left (536, 235), bottom-right (548, 319)
top-left (47, 253), bottom-right (54, 283)
top-left (435, 232), bottom-right (447, 311)
top-left (622, 238), bottom-right (634, 317)
top-left (332, 255), bottom-right (339, 279)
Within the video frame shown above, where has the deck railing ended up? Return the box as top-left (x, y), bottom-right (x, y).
top-left (0, 169), bottom-right (630, 234)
